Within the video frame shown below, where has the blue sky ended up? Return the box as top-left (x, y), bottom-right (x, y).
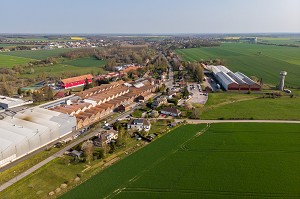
top-left (0, 0), bottom-right (299, 34)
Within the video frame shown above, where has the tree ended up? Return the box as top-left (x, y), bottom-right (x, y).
top-left (44, 86), bottom-right (54, 101)
top-left (81, 140), bottom-right (94, 164)
top-left (97, 148), bottom-right (105, 159)
top-left (195, 65), bottom-right (204, 83)
top-left (17, 88), bottom-right (22, 96)
top-left (109, 142), bottom-right (116, 154)
top-left (190, 108), bottom-right (202, 119)
top-left (113, 121), bottom-right (122, 131)
top-left (116, 127), bottom-right (126, 147)
top-left (182, 87), bottom-right (189, 98)
top-left (32, 91), bottom-right (43, 102)
top-left (184, 102), bottom-right (193, 110)
top-left (166, 88), bottom-right (170, 95)
top-left (147, 97), bottom-right (153, 107)
top-left (83, 78), bottom-right (93, 91)
top-left (2, 82), bottom-right (13, 97)
top-left (29, 68), bottom-right (35, 74)
top-left (151, 110), bottom-right (159, 118)
top-left (26, 90), bottom-right (31, 96)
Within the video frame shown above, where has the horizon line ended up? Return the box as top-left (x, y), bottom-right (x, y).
top-left (1, 32), bottom-right (300, 36)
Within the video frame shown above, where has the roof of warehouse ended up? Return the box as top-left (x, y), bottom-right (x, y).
top-left (227, 72), bottom-right (248, 85)
top-left (61, 74), bottom-right (93, 84)
top-left (3, 117), bottom-right (49, 133)
top-left (235, 72), bottom-right (257, 85)
top-left (0, 129), bottom-right (26, 145)
top-left (216, 71), bottom-right (238, 86)
top-left (216, 65), bottom-right (231, 74)
top-left (0, 95), bottom-right (25, 106)
top-left (33, 107), bottom-right (62, 116)
top-left (0, 120), bottom-right (36, 137)
top-left (14, 114), bottom-right (60, 130)
top-left (216, 72), bottom-right (237, 85)
top-left (0, 137), bottom-right (12, 151)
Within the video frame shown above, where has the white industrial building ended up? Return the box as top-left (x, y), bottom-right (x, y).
top-left (0, 107), bottom-right (77, 167)
top-left (0, 95), bottom-right (33, 110)
top-left (210, 65), bottom-right (261, 91)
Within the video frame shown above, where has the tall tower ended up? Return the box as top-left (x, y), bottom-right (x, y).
top-left (279, 71), bottom-right (287, 91)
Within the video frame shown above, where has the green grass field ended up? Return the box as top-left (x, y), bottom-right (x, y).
top-left (63, 57), bottom-right (106, 67)
top-left (201, 95), bottom-right (300, 120)
top-left (1, 48), bottom-right (74, 60)
top-left (21, 63), bottom-right (107, 78)
top-left (175, 43), bottom-right (300, 88)
top-left (0, 54), bottom-right (34, 68)
top-left (258, 37), bottom-right (300, 45)
top-left (60, 123), bottom-right (300, 199)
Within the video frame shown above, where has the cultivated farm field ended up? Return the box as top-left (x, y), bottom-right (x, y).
top-left (0, 54), bottom-right (34, 68)
top-left (60, 123), bottom-right (300, 199)
top-left (2, 48), bottom-right (74, 60)
top-left (21, 63), bottom-right (107, 79)
top-left (175, 43), bottom-right (300, 88)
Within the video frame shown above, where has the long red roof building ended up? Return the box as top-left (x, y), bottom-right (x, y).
top-left (59, 74), bottom-right (93, 89)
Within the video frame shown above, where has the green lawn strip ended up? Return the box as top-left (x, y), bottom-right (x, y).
top-left (0, 147), bottom-right (60, 186)
top-left (201, 97), bottom-right (300, 120)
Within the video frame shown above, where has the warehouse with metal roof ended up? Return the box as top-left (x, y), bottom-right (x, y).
top-left (0, 95), bottom-right (33, 110)
top-left (210, 65), bottom-right (261, 91)
top-left (0, 107), bottom-right (77, 167)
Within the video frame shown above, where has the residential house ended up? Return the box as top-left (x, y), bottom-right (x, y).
top-left (94, 129), bottom-right (118, 147)
top-left (152, 96), bottom-right (167, 108)
top-left (161, 107), bottom-right (181, 117)
top-left (127, 119), bottom-right (151, 131)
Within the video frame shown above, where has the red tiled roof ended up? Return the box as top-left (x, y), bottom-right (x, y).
top-left (61, 74), bottom-right (93, 84)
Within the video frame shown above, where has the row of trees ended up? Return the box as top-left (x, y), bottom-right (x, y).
top-left (185, 62), bottom-right (204, 82)
top-left (62, 46), bottom-right (154, 71)
top-left (31, 86), bottom-right (54, 102)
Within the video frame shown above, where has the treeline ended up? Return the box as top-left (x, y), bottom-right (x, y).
top-left (257, 42), bottom-right (300, 48)
top-left (184, 62), bottom-right (204, 83)
top-left (62, 45), bottom-right (154, 71)
top-left (160, 39), bottom-right (221, 50)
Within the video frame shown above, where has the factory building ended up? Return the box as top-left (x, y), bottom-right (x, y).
top-left (0, 95), bottom-right (33, 110)
top-left (58, 74), bottom-right (93, 89)
top-left (210, 65), bottom-right (260, 91)
top-left (0, 108), bottom-right (77, 168)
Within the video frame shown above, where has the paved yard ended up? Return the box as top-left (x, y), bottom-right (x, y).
top-left (187, 82), bottom-right (208, 104)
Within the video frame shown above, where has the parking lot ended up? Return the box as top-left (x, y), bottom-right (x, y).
top-left (186, 83), bottom-right (208, 104)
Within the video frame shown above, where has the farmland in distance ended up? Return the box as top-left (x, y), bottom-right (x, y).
top-left (175, 43), bottom-right (300, 88)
